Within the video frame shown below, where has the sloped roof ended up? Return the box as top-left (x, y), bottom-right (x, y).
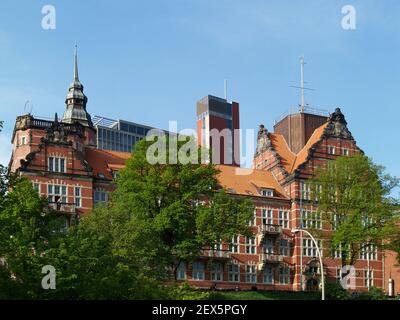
top-left (85, 148), bottom-right (131, 180)
top-left (289, 122), bottom-right (328, 172)
top-left (216, 165), bottom-right (288, 199)
top-left (268, 122), bottom-right (328, 174)
top-left (268, 133), bottom-right (296, 173)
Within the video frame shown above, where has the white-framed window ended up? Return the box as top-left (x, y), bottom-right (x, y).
top-left (300, 182), bottom-right (311, 200)
top-left (264, 238), bottom-right (274, 254)
top-left (20, 136), bottom-right (27, 145)
top-left (279, 239), bottom-right (290, 256)
top-left (48, 157), bottom-right (66, 173)
top-left (211, 262), bottom-right (223, 281)
top-left (278, 210), bottom-right (289, 229)
top-left (245, 236), bottom-right (256, 254)
top-left (228, 264), bottom-right (240, 282)
top-left (246, 265), bottom-right (257, 283)
top-left (279, 266), bottom-right (290, 284)
top-left (62, 216), bottom-right (69, 232)
top-left (261, 189), bottom-right (273, 197)
top-left (248, 209), bottom-right (256, 226)
top-left (332, 245), bottom-right (342, 259)
top-left (343, 148), bottom-right (349, 156)
top-left (33, 182), bottom-right (40, 194)
top-left (192, 262), bottom-right (205, 280)
top-left (74, 187), bottom-right (82, 208)
top-left (263, 266), bottom-right (274, 284)
top-left (364, 269), bottom-right (373, 287)
top-left (262, 209), bottom-right (273, 225)
top-left (230, 235), bottom-right (240, 253)
top-left (336, 267), bottom-right (342, 283)
top-left (94, 190), bottom-right (108, 204)
top-left (359, 244), bottom-right (378, 261)
top-left (48, 184), bottom-right (67, 203)
top-left (177, 262), bottom-right (186, 280)
top-left (303, 239), bottom-right (323, 257)
top-left (361, 214), bottom-right (374, 228)
top-left (301, 210), bottom-right (322, 229)
top-left (332, 214), bottom-right (339, 230)
top-left (328, 145), bottom-right (336, 155)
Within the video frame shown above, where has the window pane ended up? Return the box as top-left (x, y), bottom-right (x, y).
top-left (60, 159), bottom-right (65, 173)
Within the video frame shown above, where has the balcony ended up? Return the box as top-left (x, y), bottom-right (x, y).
top-left (259, 224), bottom-right (282, 235)
top-left (256, 224), bottom-right (283, 245)
top-left (258, 253), bottom-right (283, 270)
top-left (48, 202), bottom-right (76, 215)
top-left (200, 249), bottom-right (231, 260)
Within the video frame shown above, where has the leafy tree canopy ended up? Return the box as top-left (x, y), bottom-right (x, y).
top-left (309, 154), bottom-right (399, 266)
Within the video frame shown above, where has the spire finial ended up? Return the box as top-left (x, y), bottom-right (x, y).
top-left (74, 44), bottom-right (79, 81)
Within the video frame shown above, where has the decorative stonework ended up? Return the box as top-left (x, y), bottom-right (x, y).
top-left (43, 114), bottom-right (70, 145)
top-left (255, 124), bottom-right (271, 156)
top-left (324, 108), bottom-right (353, 139)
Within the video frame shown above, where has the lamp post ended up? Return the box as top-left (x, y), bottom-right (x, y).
top-left (293, 228), bottom-right (325, 301)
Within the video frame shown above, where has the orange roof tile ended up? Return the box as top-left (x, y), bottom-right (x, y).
top-left (85, 148), bottom-right (131, 180)
top-left (216, 165), bottom-right (288, 199)
top-left (267, 122), bottom-right (328, 174)
top-left (289, 122), bottom-right (328, 173)
top-left (268, 133), bottom-right (296, 172)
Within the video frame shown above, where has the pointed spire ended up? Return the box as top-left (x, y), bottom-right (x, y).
top-left (62, 44), bottom-right (93, 128)
top-left (74, 44), bottom-right (79, 81)
top-left (54, 112), bottom-right (58, 124)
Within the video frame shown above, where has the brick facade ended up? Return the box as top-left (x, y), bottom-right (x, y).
top-left (7, 57), bottom-right (397, 294)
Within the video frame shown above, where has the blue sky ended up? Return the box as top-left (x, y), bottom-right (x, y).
top-left (0, 0), bottom-right (399, 194)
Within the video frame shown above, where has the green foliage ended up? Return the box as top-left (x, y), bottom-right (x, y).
top-left (325, 281), bottom-right (350, 300)
top-left (0, 177), bottom-right (65, 299)
top-left (309, 155), bottom-right (400, 266)
top-left (352, 287), bottom-right (387, 300)
top-left (44, 137), bottom-right (253, 299)
top-left (167, 283), bottom-right (212, 300)
top-left (112, 136), bottom-right (253, 279)
top-left (47, 206), bottom-right (167, 299)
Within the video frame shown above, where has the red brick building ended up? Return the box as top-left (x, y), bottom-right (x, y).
top-left (9, 50), bottom-right (129, 227)
top-left (8, 53), bottom-right (397, 294)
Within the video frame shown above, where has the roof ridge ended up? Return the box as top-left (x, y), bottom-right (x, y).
top-left (289, 121), bottom-right (329, 173)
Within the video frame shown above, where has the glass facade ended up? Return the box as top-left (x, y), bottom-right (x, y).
top-left (94, 117), bottom-right (166, 153)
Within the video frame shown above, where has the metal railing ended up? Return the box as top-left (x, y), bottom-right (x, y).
top-left (274, 106), bottom-right (330, 125)
top-left (201, 249), bottom-right (231, 259)
top-left (258, 224), bottom-right (283, 234)
top-left (48, 202), bottom-right (76, 214)
top-left (261, 253), bottom-right (283, 263)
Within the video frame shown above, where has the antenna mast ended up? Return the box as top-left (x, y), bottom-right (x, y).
top-left (291, 56), bottom-right (314, 113)
top-left (224, 79), bottom-right (228, 101)
top-left (300, 56), bottom-right (305, 112)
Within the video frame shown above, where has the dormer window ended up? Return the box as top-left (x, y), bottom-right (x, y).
top-left (261, 189), bottom-right (274, 197)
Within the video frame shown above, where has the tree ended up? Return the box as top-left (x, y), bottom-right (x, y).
top-left (309, 155), bottom-right (399, 267)
top-left (110, 136), bottom-right (254, 280)
top-left (47, 206), bottom-right (167, 299)
top-left (0, 177), bottom-right (65, 299)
